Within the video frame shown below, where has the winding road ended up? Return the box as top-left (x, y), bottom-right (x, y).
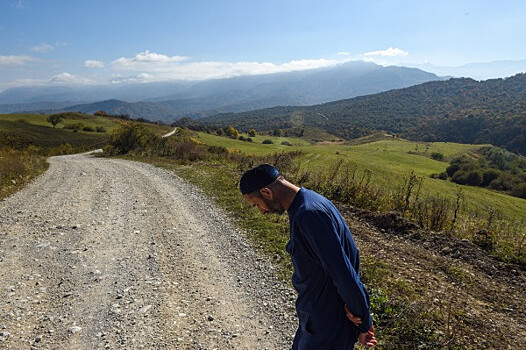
top-left (0, 153), bottom-right (296, 349)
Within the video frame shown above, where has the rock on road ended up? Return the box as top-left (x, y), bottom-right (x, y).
top-left (0, 153), bottom-right (296, 349)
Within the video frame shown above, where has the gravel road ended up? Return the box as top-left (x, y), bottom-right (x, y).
top-left (0, 153), bottom-right (297, 349)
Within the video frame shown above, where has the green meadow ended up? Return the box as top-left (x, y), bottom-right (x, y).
top-left (195, 131), bottom-right (526, 222)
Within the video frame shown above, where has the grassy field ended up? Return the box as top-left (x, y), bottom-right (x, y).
top-left (195, 132), bottom-right (526, 222)
top-left (0, 113), bottom-right (172, 149)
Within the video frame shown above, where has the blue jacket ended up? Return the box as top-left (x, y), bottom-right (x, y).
top-left (287, 188), bottom-right (372, 349)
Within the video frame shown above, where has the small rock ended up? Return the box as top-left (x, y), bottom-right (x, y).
top-left (35, 335), bottom-right (42, 342)
top-left (207, 315), bottom-right (214, 321)
top-left (139, 305), bottom-right (152, 314)
top-left (69, 326), bottom-right (82, 334)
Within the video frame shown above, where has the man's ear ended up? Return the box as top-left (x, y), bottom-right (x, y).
top-left (260, 187), bottom-right (273, 200)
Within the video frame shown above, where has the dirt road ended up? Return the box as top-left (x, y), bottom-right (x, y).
top-left (0, 154), bottom-right (296, 349)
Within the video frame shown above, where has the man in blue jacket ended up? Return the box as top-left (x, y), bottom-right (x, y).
top-left (240, 164), bottom-right (377, 349)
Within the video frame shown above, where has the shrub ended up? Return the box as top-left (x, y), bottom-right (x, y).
top-left (96, 126), bottom-right (106, 133)
top-left (94, 110), bottom-right (109, 117)
top-left (246, 137), bottom-right (253, 143)
top-left (488, 173), bottom-right (515, 191)
top-left (511, 183), bottom-right (526, 199)
top-left (82, 126), bottom-right (95, 132)
top-left (238, 135), bottom-right (246, 141)
top-left (452, 170), bottom-right (482, 186)
top-left (248, 129), bottom-right (257, 137)
top-left (262, 139), bottom-right (274, 144)
top-left (482, 169), bottom-right (501, 187)
top-left (431, 152), bottom-right (444, 161)
top-left (224, 126), bottom-right (239, 138)
top-left (63, 122), bottom-right (84, 132)
top-left (281, 141), bottom-right (292, 146)
top-left (207, 145), bottom-right (228, 154)
top-left (109, 122), bottom-right (161, 155)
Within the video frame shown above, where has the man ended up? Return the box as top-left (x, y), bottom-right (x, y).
top-left (240, 164), bottom-right (377, 349)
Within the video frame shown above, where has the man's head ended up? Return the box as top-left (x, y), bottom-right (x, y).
top-left (240, 164), bottom-right (286, 215)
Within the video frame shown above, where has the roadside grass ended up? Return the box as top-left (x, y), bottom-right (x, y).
top-left (0, 148), bottom-right (48, 199)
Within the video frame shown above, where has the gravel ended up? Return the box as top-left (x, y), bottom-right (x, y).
top-left (0, 153), bottom-right (297, 349)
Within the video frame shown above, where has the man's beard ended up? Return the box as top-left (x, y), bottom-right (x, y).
top-left (262, 197), bottom-right (285, 215)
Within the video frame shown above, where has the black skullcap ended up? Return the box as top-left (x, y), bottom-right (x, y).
top-left (239, 164), bottom-right (279, 195)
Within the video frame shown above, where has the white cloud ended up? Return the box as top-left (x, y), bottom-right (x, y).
top-left (84, 60), bottom-right (104, 68)
top-left (111, 73), bottom-right (154, 84)
top-left (0, 55), bottom-right (35, 67)
top-left (49, 72), bottom-right (93, 84)
top-left (30, 43), bottom-right (53, 53)
top-left (111, 50), bottom-right (347, 80)
top-left (337, 52), bottom-right (351, 56)
top-left (112, 50), bottom-right (189, 71)
top-left (364, 47), bottom-right (408, 57)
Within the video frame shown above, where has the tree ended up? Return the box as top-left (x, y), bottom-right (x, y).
top-left (47, 114), bottom-right (63, 128)
top-left (224, 125), bottom-right (239, 138)
top-left (94, 110), bottom-right (109, 117)
top-left (248, 129), bottom-right (257, 137)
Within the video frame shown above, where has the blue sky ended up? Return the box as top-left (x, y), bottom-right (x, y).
top-left (0, 0), bottom-right (525, 91)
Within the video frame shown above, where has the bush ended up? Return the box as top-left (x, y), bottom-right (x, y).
top-left (488, 173), bottom-right (515, 191)
top-left (224, 126), bottom-right (239, 138)
top-left (482, 169), bottom-right (501, 187)
top-left (262, 139), bottom-right (274, 144)
top-left (281, 141), bottom-right (292, 146)
top-left (430, 152), bottom-right (444, 160)
top-left (109, 122), bottom-right (161, 155)
top-left (63, 123), bottom-right (84, 132)
top-left (238, 135), bottom-right (245, 141)
top-left (96, 126), bottom-right (106, 133)
top-left (451, 169), bottom-right (482, 186)
top-left (207, 145), bottom-right (228, 154)
top-left (82, 126), bottom-right (95, 132)
top-left (511, 183), bottom-right (526, 199)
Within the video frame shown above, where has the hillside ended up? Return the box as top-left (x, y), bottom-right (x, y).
top-left (0, 62), bottom-right (441, 121)
top-left (201, 73), bottom-right (526, 155)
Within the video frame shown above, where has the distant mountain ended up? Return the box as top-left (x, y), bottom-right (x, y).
top-left (59, 99), bottom-right (178, 122)
top-left (201, 74), bottom-right (526, 155)
top-left (0, 101), bottom-right (84, 114)
top-left (409, 60), bottom-right (526, 80)
top-left (0, 61), bottom-right (442, 120)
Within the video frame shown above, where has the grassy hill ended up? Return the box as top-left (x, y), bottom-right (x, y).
top-left (195, 132), bottom-right (525, 222)
top-left (200, 73), bottom-right (526, 155)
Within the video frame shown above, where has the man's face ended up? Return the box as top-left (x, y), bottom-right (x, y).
top-left (243, 192), bottom-right (285, 215)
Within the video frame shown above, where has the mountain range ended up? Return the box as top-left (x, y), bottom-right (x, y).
top-left (0, 61), bottom-right (441, 121)
top-left (200, 74), bottom-right (526, 155)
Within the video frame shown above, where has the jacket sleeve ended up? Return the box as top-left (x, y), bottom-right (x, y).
top-left (297, 209), bottom-right (373, 333)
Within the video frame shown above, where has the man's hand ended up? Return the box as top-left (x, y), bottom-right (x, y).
top-left (358, 326), bottom-right (377, 347)
top-left (344, 304), bottom-right (362, 327)
top-left (345, 305), bottom-right (377, 347)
